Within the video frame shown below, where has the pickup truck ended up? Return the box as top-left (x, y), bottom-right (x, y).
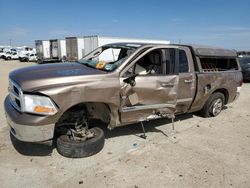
top-left (3, 51), bottom-right (19, 60)
top-left (19, 53), bottom-right (37, 62)
top-left (4, 43), bottom-right (243, 158)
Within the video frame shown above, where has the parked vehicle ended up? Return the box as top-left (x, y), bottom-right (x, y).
top-left (3, 51), bottom-right (19, 60)
top-left (65, 37), bottom-right (85, 61)
top-left (0, 48), bottom-right (6, 59)
top-left (0, 47), bottom-right (11, 58)
top-left (19, 53), bottom-right (37, 62)
top-left (49, 39), bottom-right (66, 62)
top-left (65, 36), bottom-right (170, 61)
top-left (35, 40), bottom-right (50, 63)
top-left (35, 40), bottom-right (66, 63)
top-left (4, 43), bottom-right (242, 158)
top-left (18, 47), bottom-right (36, 57)
top-left (239, 56), bottom-right (250, 81)
top-left (1, 46), bottom-right (35, 60)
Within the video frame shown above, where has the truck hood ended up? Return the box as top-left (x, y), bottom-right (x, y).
top-left (9, 62), bottom-right (106, 92)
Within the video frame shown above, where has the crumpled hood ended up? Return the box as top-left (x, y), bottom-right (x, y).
top-left (9, 62), bottom-right (106, 92)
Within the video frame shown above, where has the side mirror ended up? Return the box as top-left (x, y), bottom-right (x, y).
top-left (123, 73), bottom-right (138, 87)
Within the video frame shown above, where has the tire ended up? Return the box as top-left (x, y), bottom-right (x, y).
top-left (6, 57), bottom-right (11, 60)
top-left (37, 59), bottom-right (43, 64)
top-left (200, 92), bottom-right (225, 117)
top-left (56, 127), bottom-right (105, 158)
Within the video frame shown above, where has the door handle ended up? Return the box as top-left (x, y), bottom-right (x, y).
top-left (161, 83), bottom-right (174, 87)
top-left (184, 79), bottom-right (193, 84)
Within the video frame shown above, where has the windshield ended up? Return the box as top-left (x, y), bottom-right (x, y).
top-left (78, 44), bottom-right (138, 72)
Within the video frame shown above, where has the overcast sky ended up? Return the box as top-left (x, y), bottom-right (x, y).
top-left (0, 0), bottom-right (250, 50)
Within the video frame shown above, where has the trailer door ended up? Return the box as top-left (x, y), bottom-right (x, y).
top-left (51, 40), bottom-right (59, 58)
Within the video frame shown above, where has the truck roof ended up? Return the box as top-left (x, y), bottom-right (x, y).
top-left (105, 42), bottom-right (238, 58)
top-left (178, 44), bottom-right (237, 57)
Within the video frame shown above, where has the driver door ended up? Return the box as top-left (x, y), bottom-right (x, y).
top-left (119, 47), bottom-right (179, 124)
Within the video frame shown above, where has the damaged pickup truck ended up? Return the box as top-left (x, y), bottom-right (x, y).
top-left (4, 43), bottom-right (243, 158)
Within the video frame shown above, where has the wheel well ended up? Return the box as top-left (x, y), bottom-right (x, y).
top-left (212, 88), bottom-right (229, 104)
top-left (56, 102), bottom-right (111, 127)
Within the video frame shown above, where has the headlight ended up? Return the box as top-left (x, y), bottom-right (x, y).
top-left (22, 94), bottom-right (58, 115)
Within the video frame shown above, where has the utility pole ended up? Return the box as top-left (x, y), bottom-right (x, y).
top-left (9, 39), bottom-right (12, 47)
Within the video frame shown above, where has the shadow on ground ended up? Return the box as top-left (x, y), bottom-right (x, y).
top-left (94, 113), bottom-right (195, 139)
top-left (10, 133), bottom-right (54, 156)
top-left (10, 113), bottom-right (196, 157)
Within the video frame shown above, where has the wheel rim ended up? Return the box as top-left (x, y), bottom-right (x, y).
top-left (211, 98), bottom-right (223, 116)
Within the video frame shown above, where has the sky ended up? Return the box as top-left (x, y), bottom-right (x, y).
top-left (0, 0), bottom-right (250, 50)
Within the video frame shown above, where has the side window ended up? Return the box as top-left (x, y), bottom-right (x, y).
top-left (134, 49), bottom-right (163, 75)
top-left (200, 57), bottom-right (238, 72)
top-left (165, 48), bottom-right (175, 74)
top-left (179, 50), bottom-right (189, 73)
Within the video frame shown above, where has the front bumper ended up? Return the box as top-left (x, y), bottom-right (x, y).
top-left (4, 96), bottom-right (55, 142)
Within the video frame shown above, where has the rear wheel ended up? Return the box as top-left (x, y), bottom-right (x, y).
top-left (200, 92), bottom-right (225, 117)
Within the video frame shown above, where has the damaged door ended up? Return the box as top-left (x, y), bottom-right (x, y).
top-left (119, 47), bottom-right (179, 124)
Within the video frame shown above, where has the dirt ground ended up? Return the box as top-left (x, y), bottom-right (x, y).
top-left (0, 60), bottom-right (250, 188)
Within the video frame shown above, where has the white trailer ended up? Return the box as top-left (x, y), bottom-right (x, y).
top-left (83, 36), bottom-right (170, 56)
top-left (65, 37), bottom-right (84, 61)
top-left (49, 39), bottom-right (66, 61)
top-left (66, 36), bottom-right (170, 61)
top-left (35, 40), bottom-right (50, 63)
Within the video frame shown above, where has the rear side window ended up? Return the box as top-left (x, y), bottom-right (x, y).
top-left (179, 50), bottom-right (189, 73)
top-left (200, 57), bottom-right (238, 72)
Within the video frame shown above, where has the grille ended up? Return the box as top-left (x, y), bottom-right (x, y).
top-left (9, 80), bottom-right (23, 112)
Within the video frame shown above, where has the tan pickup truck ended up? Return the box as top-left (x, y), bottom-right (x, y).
top-left (4, 43), bottom-right (243, 158)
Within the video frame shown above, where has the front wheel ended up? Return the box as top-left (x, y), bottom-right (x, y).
top-left (200, 92), bottom-right (225, 117)
top-left (56, 127), bottom-right (105, 158)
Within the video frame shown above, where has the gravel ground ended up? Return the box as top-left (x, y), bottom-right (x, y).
top-left (0, 60), bottom-right (250, 188)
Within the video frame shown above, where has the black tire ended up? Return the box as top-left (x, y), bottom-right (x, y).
top-left (6, 57), bottom-right (11, 60)
top-left (200, 92), bottom-right (225, 117)
top-left (56, 127), bottom-right (105, 158)
top-left (37, 59), bottom-right (43, 64)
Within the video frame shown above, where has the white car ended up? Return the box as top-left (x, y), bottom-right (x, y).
top-left (0, 52), bottom-right (5, 59)
top-left (19, 53), bottom-right (37, 62)
top-left (3, 51), bottom-right (19, 60)
top-left (0, 47), bottom-right (11, 58)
